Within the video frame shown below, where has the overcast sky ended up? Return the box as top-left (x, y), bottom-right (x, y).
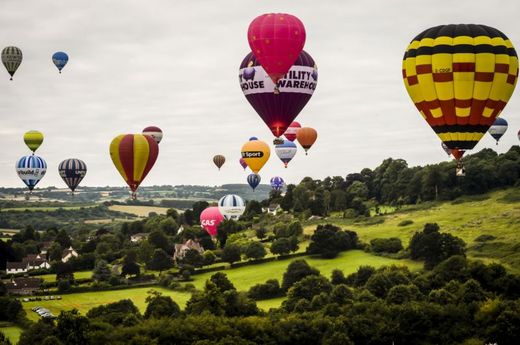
top-left (1, 0), bottom-right (519, 189)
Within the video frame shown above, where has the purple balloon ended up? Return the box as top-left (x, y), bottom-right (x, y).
top-left (239, 50), bottom-right (317, 138)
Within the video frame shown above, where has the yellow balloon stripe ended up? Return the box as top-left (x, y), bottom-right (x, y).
top-left (109, 135), bottom-right (127, 181)
top-left (132, 134), bottom-right (150, 182)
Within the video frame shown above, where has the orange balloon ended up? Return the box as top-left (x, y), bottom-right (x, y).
top-left (296, 127), bottom-right (317, 154)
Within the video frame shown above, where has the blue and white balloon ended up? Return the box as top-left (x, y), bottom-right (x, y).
top-left (270, 176), bottom-right (285, 191)
top-left (274, 140), bottom-right (297, 168)
top-left (16, 155), bottom-right (47, 191)
top-left (52, 52), bottom-right (69, 73)
top-left (489, 118), bottom-right (508, 144)
top-left (218, 194), bottom-right (246, 220)
top-left (247, 173), bottom-right (261, 191)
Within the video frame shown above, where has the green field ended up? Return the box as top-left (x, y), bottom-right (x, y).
top-left (0, 323), bottom-right (22, 344)
top-left (108, 205), bottom-right (170, 217)
top-left (189, 250), bottom-right (422, 291)
top-left (0, 205), bottom-right (96, 212)
top-left (306, 189), bottom-right (520, 272)
top-left (38, 270), bottom-right (93, 282)
top-left (22, 287), bottom-right (192, 322)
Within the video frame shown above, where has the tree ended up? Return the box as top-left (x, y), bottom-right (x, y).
top-left (270, 238), bottom-right (291, 256)
top-left (202, 251), bottom-right (216, 266)
top-left (243, 200), bottom-right (263, 219)
top-left (92, 259), bottom-right (112, 281)
top-left (180, 249), bottom-right (204, 268)
top-left (0, 332), bottom-right (13, 345)
top-left (248, 279), bottom-right (282, 300)
top-left (209, 272), bottom-right (235, 292)
top-left (55, 309), bottom-right (90, 345)
top-left (121, 261), bottom-right (140, 277)
top-left (221, 244), bottom-right (241, 264)
top-left (147, 249), bottom-right (173, 272)
top-left (370, 238), bottom-right (403, 253)
top-left (409, 223), bottom-right (466, 269)
top-left (284, 275), bottom-right (332, 311)
top-left (280, 184), bottom-right (295, 211)
top-left (307, 224), bottom-right (358, 258)
top-left (144, 290), bottom-right (181, 319)
top-left (192, 201), bottom-right (209, 224)
top-left (255, 227), bottom-right (267, 240)
top-left (55, 229), bottom-right (72, 249)
top-left (48, 242), bottom-right (64, 261)
top-left (54, 262), bottom-right (75, 283)
top-left (244, 242), bottom-right (266, 260)
top-left (148, 230), bottom-right (171, 252)
top-left (57, 279), bottom-right (71, 292)
top-left (87, 299), bottom-right (140, 326)
top-left (281, 259), bottom-right (320, 291)
top-left (185, 281), bottom-right (226, 316)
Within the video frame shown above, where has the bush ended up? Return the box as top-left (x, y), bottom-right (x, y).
top-left (247, 279), bottom-right (283, 300)
top-left (244, 242), bottom-right (267, 260)
top-left (370, 238), bottom-right (403, 253)
top-left (398, 220), bottom-right (414, 227)
top-left (202, 251), bottom-right (216, 266)
top-left (307, 224), bottom-right (358, 258)
top-left (222, 244), bottom-right (242, 264)
top-left (282, 259), bottom-right (320, 291)
top-left (474, 234), bottom-right (496, 242)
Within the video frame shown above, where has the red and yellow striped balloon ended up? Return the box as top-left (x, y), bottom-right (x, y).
top-left (109, 134), bottom-right (159, 197)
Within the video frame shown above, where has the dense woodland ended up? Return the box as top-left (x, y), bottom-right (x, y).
top-left (1, 147), bottom-right (520, 344)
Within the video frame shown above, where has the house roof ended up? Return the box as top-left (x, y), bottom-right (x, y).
top-left (24, 254), bottom-right (42, 262)
top-left (62, 247), bottom-right (77, 259)
top-left (6, 261), bottom-right (29, 270)
top-left (131, 233), bottom-right (149, 238)
top-left (40, 242), bottom-right (53, 250)
top-left (5, 277), bottom-right (42, 290)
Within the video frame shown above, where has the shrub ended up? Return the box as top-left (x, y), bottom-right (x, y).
top-left (398, 220), bottom-right (414, 227)
top-left (247, 279), bottom-right (283, 300)
top-left (474, 234), bottom-right (496, 242)
top-left (370, 238), bottom-right (403, 253)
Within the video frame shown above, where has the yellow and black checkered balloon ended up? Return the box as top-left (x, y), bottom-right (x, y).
top-left (403, 24), bottom-right (518, 150)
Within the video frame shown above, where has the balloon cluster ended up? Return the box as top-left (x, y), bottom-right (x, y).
top-left (2, 47), bottom-right (69, 80)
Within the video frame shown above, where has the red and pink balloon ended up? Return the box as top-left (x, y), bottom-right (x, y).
top-left (200, 206), bottom-right (224, 237)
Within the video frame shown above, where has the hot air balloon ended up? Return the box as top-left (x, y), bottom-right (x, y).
top-left (441, 142), bottom-right (452, 156)
top-left (239, 157), bottom-right (248, 170)
top-left (109, 134), bottom-right (159, 199)
top-left (218, 194), bottom-right (246, 220)
top-left (270, 176), bottom-right (285, 191)
top-left (284, 121), bottom-right (301, 142)
top-left (58, 159), bottom-right (87, 193)
top-left (518, 129), bottom-right (520, 141)
top-left (403, 24), bottom-right (518, 159)
top-left (247, 173), bottom-right (261, 190)
top-left (2, 46), bottom-right (22, 80)
top-left (239, 50), bottom-right (317, 137)
top-left (249, 137), bottom-right (258, 141)
top-left (23, 131), bottom-right (44, 153)
top-left (16, 155), bottom-right (46, 191)
top-left (275, 140), bottom-right (297, 168)
top-left (142, 126), bottom-right (163, 144)
top-left (489, 118), bottom-right (508, 144)
top-left (248, 13), bottom-right (306, 85)
top-left (213, 155), bottom-right (225, 170)
top-left (241, 139), bottom-right (270, 173)
top-left (200, 206), bottom-right (224, 237)
top-left (296, 127), bottom-right (317, 154)
top-left (52, 52), bottom-right (69, 73)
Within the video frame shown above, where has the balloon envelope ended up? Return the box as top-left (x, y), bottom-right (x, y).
top-left (2, 46), bottom-right (22, 80)
top-left (24, 130), bottom-right (44, 153)
top-left (213, 155), bottom-right (225, 170)
top-left (270, 176), bottom-right (285, 191)
top-left (142, 126), bottom-right (163, 144)
top-left (275, 140), bottom-right (297, 167)
top-left (403, 24), bottom-right (518, 152)
top-left (296, 127), bottom-right (317, 154)
top-left (247, 173), bottom-right (261, 190)
top-left (16, 155), bottom-right (46, 191)
top-left (218, 194), bottom-right (246, 220)
top-left (239, 50), bottom-right (317, 137)
top-left (284, 121), bottom-right (301, 142)
top-left (247, 13), bottom-right (306, 83)
top-left (52, 52), bottom-right (68, 72)
top-left (109, 134), bottom-right (159, 196)
top-left (200, 206), bottom-right (224, 236)
top-left (488, 118), bottom-right (508, 143)
top-left (58, 158), bottom-right (87, 192)
top-left (241, 139), bottom-right (270, 173)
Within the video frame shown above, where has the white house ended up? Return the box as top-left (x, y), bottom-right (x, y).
top-left (24, 254), bottom-right (51, 270)
top-left (61, 247), bottom-right (79, 263)
top-left (6, 261), bottom-right (29, 275)
top-left (130, 233), bottom-right (149, 243)
top-left (173, 239), bottom-right (204, 262)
